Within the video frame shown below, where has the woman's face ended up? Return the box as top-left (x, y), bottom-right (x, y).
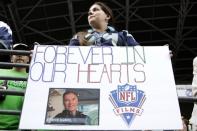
top-left (88, 4), bottom-right (110, 28)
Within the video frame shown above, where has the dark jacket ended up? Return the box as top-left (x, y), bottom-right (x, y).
top-left (51, 110), bottom-right (91, 125)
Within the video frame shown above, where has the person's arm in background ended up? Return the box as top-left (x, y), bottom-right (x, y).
top-left (192, 57), bottom-right (197, 97)
top-left (189, 56), bottom-right (197, 131)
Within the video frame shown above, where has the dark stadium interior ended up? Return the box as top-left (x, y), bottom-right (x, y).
top-left (0, 0), bottom-right (197, 84)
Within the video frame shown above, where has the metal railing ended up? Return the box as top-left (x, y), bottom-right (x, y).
top-left (0, 49), bottom-right (29, 116)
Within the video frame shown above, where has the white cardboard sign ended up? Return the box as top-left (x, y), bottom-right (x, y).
top-left (19, 46), bottom-right (182, 130)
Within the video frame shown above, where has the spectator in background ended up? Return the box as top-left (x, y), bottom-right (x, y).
top-left (0, 21), bottom-right (13, 63)
top-left (190, 56), bottom-right (197, 131)
top-left (69, 2), bottom-right (139, 46)
top-left (0, 43), bottom-right (30, 130)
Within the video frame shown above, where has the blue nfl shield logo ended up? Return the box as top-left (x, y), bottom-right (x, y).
top-left (109, 83), bottom-right (146, 126)
top-left (118, 84), bottom-right (138, 104)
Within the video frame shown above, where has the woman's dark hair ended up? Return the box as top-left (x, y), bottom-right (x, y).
top-left (92, 2), bottom-right (114, 25)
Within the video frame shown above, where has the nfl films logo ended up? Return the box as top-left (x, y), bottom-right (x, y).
top-left (109, 84), bottom-right (146, 126)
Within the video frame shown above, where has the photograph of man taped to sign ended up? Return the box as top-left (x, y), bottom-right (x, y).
top-left (45, 88), bottom-right (99, 125)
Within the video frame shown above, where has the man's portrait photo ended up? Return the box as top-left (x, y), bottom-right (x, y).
top-left (45, 88), bottom-right (100, 125)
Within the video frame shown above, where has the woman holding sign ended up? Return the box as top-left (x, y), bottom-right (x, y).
top-left (69, 2), bottom-right (139, 46)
